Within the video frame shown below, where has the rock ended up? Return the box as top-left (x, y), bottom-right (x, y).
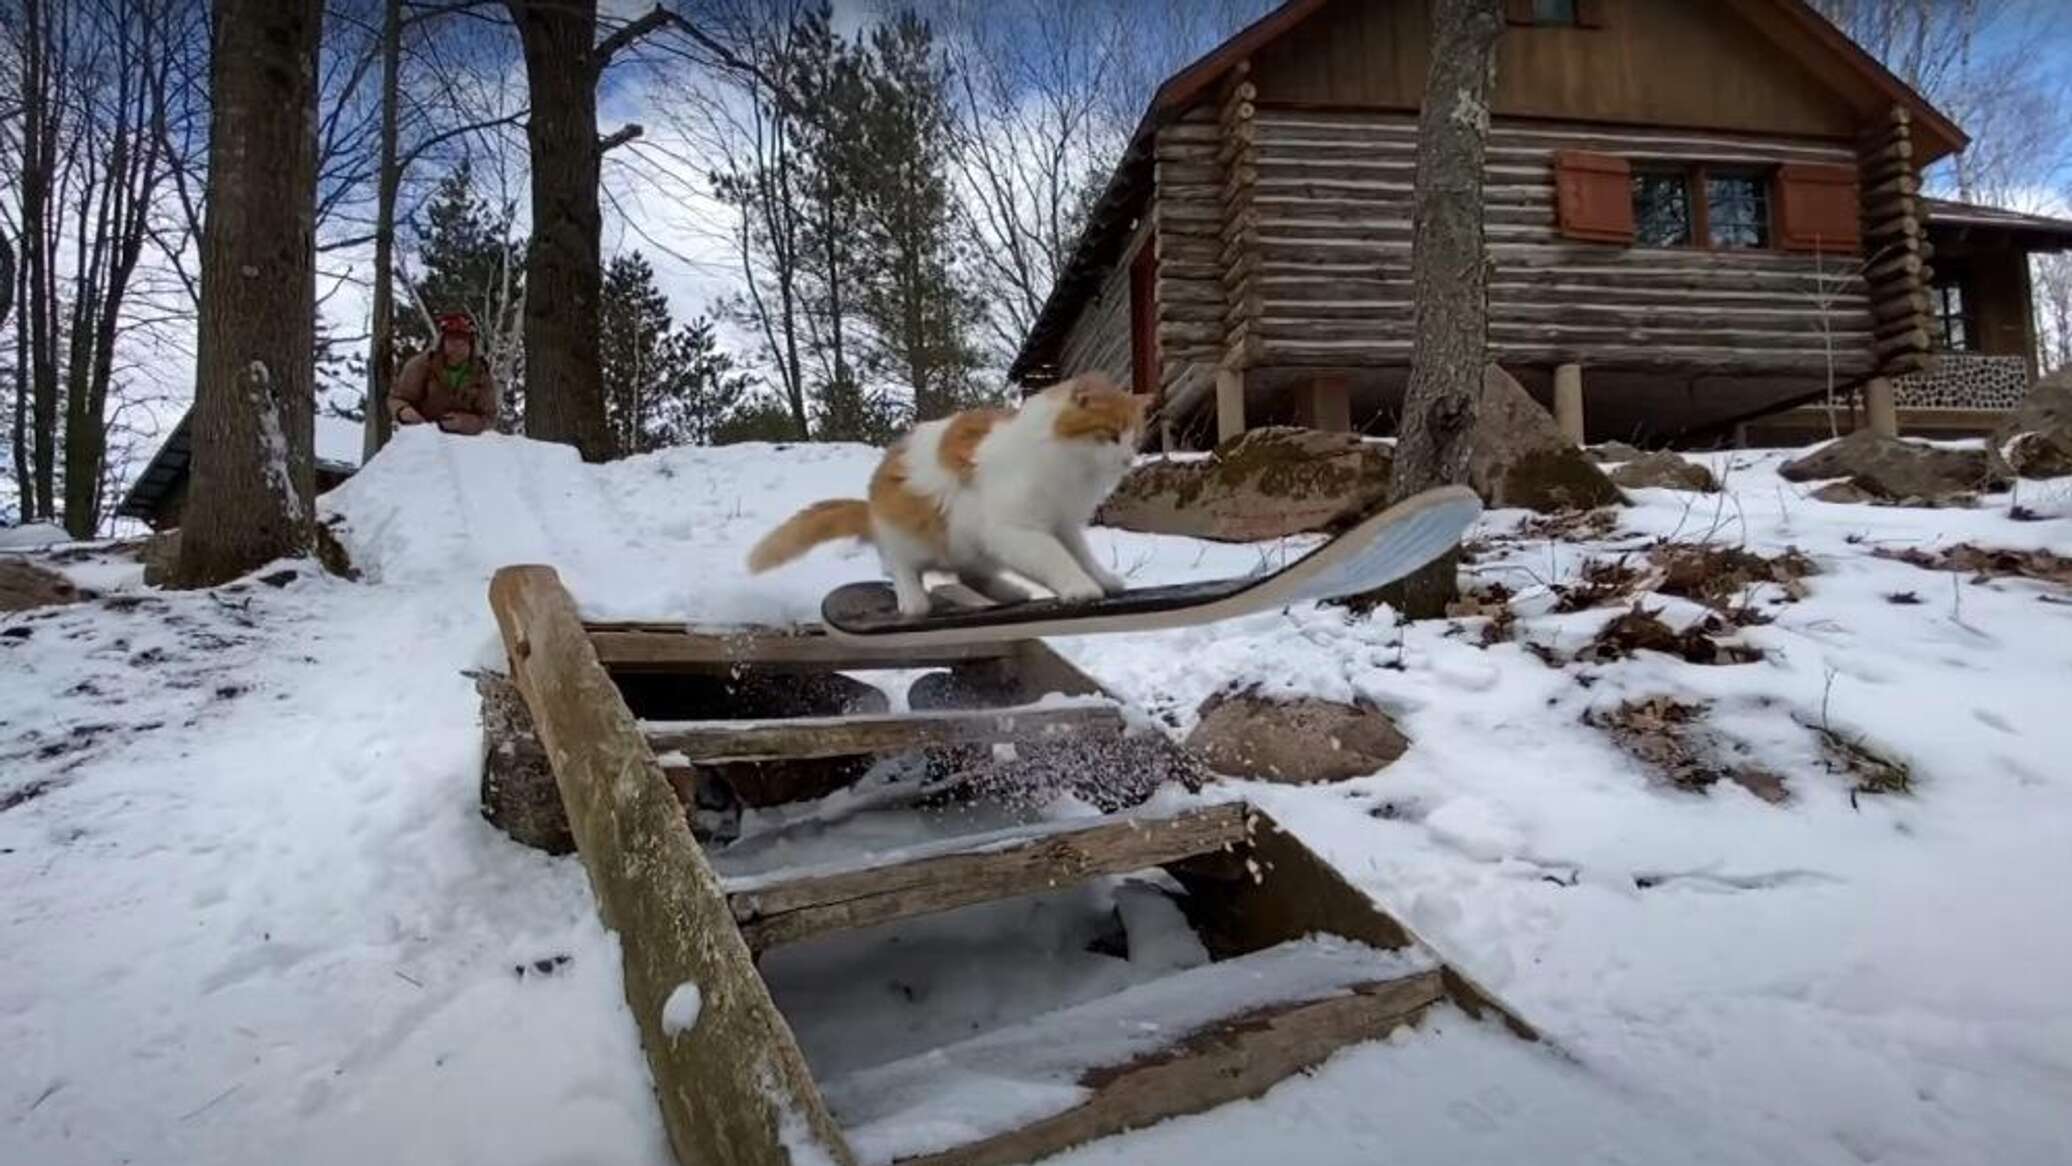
top-left (0, 557), bottom-right (83, 612)
top-left (1469, 366), bottom-right (1627, 512)
top-left (1587, 441), bottom-right (1645, 463)
top-left (1185, 688), bottom-right (1409, 783)
top-left (477, 670), bottom-right (573, 854)
top-left (1810, 480), bottom-right (1876, 504)
top-left (1777, 429), bottom-right (2003, 500)
top-left (1989, 368), bottom-right (2072, 480)
top-left (1098, 426), bottom-right (1393, 542)
top-left (1609, 451), bottom-right (1718, 492)
top-left (141, 530), bottom-right (180, 586)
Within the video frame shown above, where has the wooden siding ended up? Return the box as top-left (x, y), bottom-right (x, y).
top-left (1155, 107), bottom-right (1227, 390)
top-left (1056, 218), bottom-right (1143, 387)
top-left (1236, 109), bottom-right (1876, 376)
top-left (1252, 0), bottom-right (1860, 142)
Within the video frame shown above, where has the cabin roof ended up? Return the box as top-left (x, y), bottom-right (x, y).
top-left (1922, 197), bottom-right (2072, 250)
top-left (1008, 0), bottom-right (1972, 383)
top-left (115, 409), bottom-right (363, 521)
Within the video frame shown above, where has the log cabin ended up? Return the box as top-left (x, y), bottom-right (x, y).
top-left (1009, 0), bottom-right (2072, 449)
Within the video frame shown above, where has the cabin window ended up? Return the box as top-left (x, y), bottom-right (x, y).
top-left (1632, 171), bottom-right (1693, 247)
top-left (1705, 172), bottom-right (1771, 249)
top-left (1533, 0), bottom-right (1578, 22)
top-left (1930, 281), bottom-right (1974, 352)
top-left (1621, 166), bottom-right (1778, 251)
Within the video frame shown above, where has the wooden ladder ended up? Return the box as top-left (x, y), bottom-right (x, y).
top-left (488, 564), bottom-right (1536, 1166)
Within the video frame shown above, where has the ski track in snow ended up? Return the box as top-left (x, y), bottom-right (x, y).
top-left (3, 425), bottom-right (2071, 1165)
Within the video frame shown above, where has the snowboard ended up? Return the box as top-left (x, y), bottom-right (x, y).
top-left (819, 484), bottom-right (1483, 647)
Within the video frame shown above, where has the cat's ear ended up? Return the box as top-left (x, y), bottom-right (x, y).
top-left (1070, 371), bottom-right (1121, 407)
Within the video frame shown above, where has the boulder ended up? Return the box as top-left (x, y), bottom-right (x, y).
top-left (0, 557), bottom-right (83, 612)
top-left (1989, 368), bottom-right (2072, 480)
top-left (1778, 429), bottom-right (2004, 501)
top-left (1587, 441), bottom-right (1645, 464)
top-left (1185, 688), bottom-right (1408, 783)
top-left (141, 530), bottom-right (180, 586)
top-left (1098, 426), bottom-right (1393, 542)
top-left (1810, 480), bottom-right (1876, 504)
top-left (1469, 366), bottom-right (1627, 512)
top-left (1610, 451), bottom-right (1719, 493)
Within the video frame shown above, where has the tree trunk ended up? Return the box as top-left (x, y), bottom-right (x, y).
top-left (508, 0), bottom-right (609, 462)
top-left (20, 0), bottom-right (58, 521)
top-left (172, 0), bottom-right (322, 588)
top-left (363, 0), bottom-right (402, 463)
top-left (0, 232), bottom-right (12, 329)
top-left (1365, 0), bottom-right (1502, 619)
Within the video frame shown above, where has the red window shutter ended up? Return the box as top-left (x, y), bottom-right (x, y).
top-left (1553, 151), bottom-right (1635, 244)
top-left (1777, 163), bottom-right (1861, 253)
top-left (1129, 236), bottom-right (1158, 396)
top-left (1504, 0), bottom-right (1536, 24)
top-left (1575, 0), bottom-right (1606, 27)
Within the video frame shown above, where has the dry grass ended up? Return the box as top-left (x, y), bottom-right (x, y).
top-left (1576, 604), bottom-right (1764, 667)
top-left (1585, 696), bottom-right (1788, 803)
top-left (1874, 543), bottom-right (2072, 589)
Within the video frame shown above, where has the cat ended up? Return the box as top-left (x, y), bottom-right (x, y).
top-left (747, 372), bottom-right (1146, 616)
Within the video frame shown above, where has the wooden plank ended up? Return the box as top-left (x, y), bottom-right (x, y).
top-left (893, 971), bottom-right (1446, 1166)
top-left (589, 627), bottom-right (1013, 673)
top-left (488, 565), bottom-right (856, 1166)
top-left (729, 803), bottom-right (1251, 952)
top-left (645, 703), bottom-right (1126, 764)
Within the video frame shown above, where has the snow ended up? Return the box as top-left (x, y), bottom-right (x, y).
top-left (5, 425), bottom-right (2072, 1166)
top-left (660, 981), bottom-right (702, 1037)
top-left (314, 415), bottom-right (364, 470)
top-left (0, 522), bottom-right (71, 549)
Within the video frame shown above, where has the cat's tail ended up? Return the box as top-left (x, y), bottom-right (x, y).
top-left (747, 499), bottom-right (873, 573)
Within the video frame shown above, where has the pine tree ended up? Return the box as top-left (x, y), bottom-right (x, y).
top-left (396, 160), bottom-right (528, 430)
top-left (854, 10), bottom-right (987, 421)
top-left (599, 251), bottom-right (751, 453)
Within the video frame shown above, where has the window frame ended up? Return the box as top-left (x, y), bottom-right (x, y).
top-left (1625, 163), bottom-right (1780, 253)
top-left (1929, 278), bottom-right (1975, 353)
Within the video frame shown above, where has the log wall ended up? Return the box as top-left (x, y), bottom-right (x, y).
top-left (1237, 108), bottom-right (1877, 376)
top-left (1056, 218), bottom-right (1141, 388)
top-left (1857, 105), bottom-right (1931, 375)
top-left (1154, 106), bottom-right (1229, 389)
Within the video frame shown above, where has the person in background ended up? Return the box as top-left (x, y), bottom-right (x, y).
top-left (390, 312), bottom-right (497, 435)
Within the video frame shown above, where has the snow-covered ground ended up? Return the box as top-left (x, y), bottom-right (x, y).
top-left (5, 425), bottom-right (2072, 1165)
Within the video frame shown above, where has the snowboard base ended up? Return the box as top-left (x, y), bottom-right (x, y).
top-left (820, 485), bottom-right (1482, 646)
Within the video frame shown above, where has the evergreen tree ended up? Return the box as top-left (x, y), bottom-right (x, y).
top-left (396, 159), bottom-right (528, 430)
top-left (854, 11), bottom-right (988, 420)
top-left (599, 251), bottom-right (751, 453)
top-left (714, 394), bottom-right (809, 445)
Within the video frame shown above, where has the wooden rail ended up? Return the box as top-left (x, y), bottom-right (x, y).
top-left (489, 565), bottom-right (856, 1166)
top-left (644, 702), bottom-right (1126, 764)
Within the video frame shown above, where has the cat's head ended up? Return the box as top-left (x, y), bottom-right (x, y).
top-left (1047, 373), bottom-right (1146, 459)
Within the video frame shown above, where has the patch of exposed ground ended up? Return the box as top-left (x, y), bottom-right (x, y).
top-left (1874, 544), bottom-right (2072, 589)
top-left (1584, 696), bottom-right (1789, 804)
top-left (1576, 605), bottom-right (1764, 667)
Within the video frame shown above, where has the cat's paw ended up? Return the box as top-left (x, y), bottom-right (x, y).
top-left (896, 595), bottom-right (933, 617)
top-left (1055, 580), bottom-right (1105, 604)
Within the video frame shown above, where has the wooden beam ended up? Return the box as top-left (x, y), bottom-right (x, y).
top-left (488, 565), bottom-right (855, 1166)
top-left (727, 803), bottom-right (1253, 952)
top-left (894, 971), bottom-right (1447, 1166)
top-left (589, 627), bottom-right (1012, 673)
top-left (645, 703), bottom-right (1127, 764)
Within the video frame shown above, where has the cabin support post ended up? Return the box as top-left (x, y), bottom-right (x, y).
top-left (1216, 368), bottom-right (1246, 444)
top-left (1553, 363), bottom-right (1585, 445)
top-left (1863, 376), bottom-right (1899, 438)
top-left (1297, 374), bottom-right (1352, 432)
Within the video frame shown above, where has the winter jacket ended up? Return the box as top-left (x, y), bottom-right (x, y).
top-left (390, 349), bottom-right (497, 435)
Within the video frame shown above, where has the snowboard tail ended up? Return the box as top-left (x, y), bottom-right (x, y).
top-left (819, 485), bottom-right (1483, 646)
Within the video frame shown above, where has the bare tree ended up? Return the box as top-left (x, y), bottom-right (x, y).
top-left (173, 0), bottom-right (324, 587)
top-left (1371, 0), bottom-right (1502, 619)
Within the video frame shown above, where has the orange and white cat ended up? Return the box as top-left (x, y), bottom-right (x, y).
top-left (747, 373), bottom-right (1145, 616)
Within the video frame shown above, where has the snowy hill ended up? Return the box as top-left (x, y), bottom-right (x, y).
top-left (5, 425), bottom-right (2072, 1165)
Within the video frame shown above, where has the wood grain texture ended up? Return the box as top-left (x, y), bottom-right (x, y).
top-left (894, 970), bottom-right (1447, 1166)
top-left (728, 803), bottom-right (1251, 951)
top-left (588, 627), bottom-right (1012, 672)
top-left (644, 703), bottom-right (1126, 764)
top-left (490, 565), bottom-right (855, 1166)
